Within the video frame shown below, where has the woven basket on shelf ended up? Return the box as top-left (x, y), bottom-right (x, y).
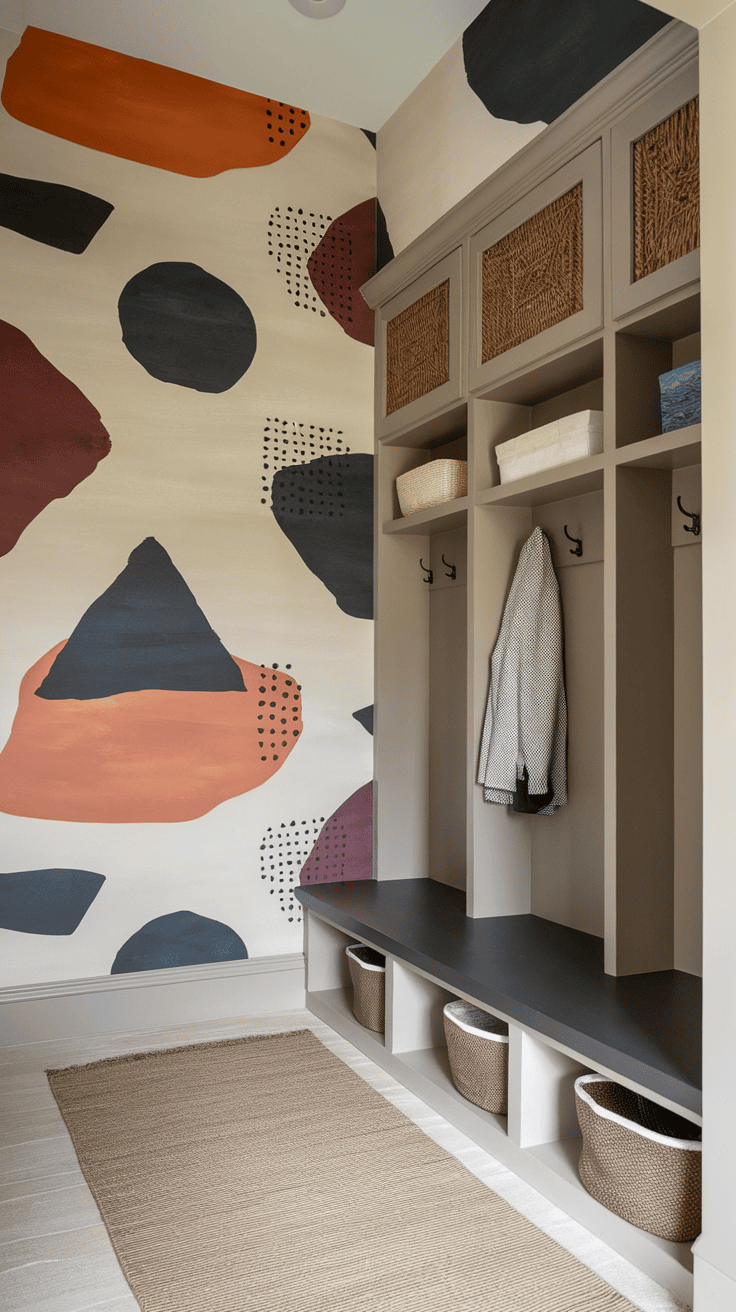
top-left (443, 1001), bottom-right (509, 1115)
top-left (385, 280), bottom-right (450, 415)
top-left (482, 183), bottom-right (583, 363)
top-left (633, 96), bottom-right (699, 282)
top-left (574, 1074), bottom-right (702, 1242)
top-left (346, 943), bottom-right (386, 1033)
top-left (396, 459), bottom-right (467, 517)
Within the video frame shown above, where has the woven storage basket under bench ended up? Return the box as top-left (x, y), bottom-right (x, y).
top-left (346, 943), bottom-right (386, 1033)
top-left (574, 1074), bottom-right (702, 1242)
top-left (443, 1000), bottom-right (509, 1114)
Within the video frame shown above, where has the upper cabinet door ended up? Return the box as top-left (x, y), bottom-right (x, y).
top-left (611, 65), bottom-right (699, 321)
top-left (376, 248), bottom-right (464, 442)
top-left (468, 142), bottom-right (603, 394)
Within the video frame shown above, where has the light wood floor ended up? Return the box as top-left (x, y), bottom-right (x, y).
top-left (1, 1009), bottom-right (689, 1312)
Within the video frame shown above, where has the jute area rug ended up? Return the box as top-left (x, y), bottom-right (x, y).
top-left (47, 1029), bottom-right (639, 1312)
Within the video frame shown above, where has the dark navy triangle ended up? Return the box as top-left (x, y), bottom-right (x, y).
top-left (35, 537), bottom-right (245, 699)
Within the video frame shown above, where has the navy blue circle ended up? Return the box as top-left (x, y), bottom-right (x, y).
top-left (118, 261), bottom-right (257, 393)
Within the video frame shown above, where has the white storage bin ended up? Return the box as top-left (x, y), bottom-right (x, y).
top-left (396, 458), bottom-right (467, 516)
top-left (496, 410), bottom-right (603, 484)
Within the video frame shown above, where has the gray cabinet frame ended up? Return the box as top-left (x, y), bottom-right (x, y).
top-left (376, 247), bottom-right (464, 442)
top-left (611, 63), bottom-right (700, 321)
top-left (468, 142), bottom-right (603, 394)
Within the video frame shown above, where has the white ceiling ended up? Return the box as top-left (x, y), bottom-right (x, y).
top-left (1, 0), bottom-right (495, 130)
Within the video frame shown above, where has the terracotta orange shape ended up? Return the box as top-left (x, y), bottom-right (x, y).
top-left (0, 644), bottom-right (303, 822)
top-left (2, 28), bottom-right (310, 177)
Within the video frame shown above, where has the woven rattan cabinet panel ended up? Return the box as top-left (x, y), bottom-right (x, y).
top-left (633, 97), bottom-right (699, 282)
top-left (377, 248), bottom-right (463, 440)
top-left (612, 64), bottom-right (699, 320)
top-left (481, 183), bottom-right (583, 363)
top-left (385, 281), bottom-right (450, 415)
top-left (468, 143), bottom-right (602, 394)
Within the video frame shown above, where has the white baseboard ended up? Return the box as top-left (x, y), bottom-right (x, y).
top-left (693, 1250), bottom-right (736, 1311)
top-left (0, 954), bottom-right (305, 1045)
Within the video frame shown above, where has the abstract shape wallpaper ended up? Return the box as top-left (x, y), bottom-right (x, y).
top-left (0, 173), bottom-right (113, 252)
top-left (271, 453), bottom-right (374, 619)
top-left (0, 540), bottom-right (303, 822)
top-left (35, 538), bottom-right (246, 699)
top-left (268, 205), bottom-right (332, 315)
top-left (118, 263), bottom-right (257, 392)
top-left (2, 26), bottom-right (311, 175)
top-left (0, 22), bottom-right (375, 984)
top-left (352, 705), bottom-right (374, 735)
top-left (0, 868), bottom-right (105, 935)
top-left (299, 781), bottom-right (373, 887)
top-left (307, 198), bottom-right (393, 345)
top-left (111, 910), bottom-right (248, 974)
top-left (1, 318), bottom-right (111, 557)
top-left (462, 0), bottom-right (670, 125)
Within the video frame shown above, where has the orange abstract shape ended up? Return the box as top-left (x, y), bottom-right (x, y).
top-left (0, 644), bottom-right (303, 823)
top-left (2, 28), bottom-right (310, 177)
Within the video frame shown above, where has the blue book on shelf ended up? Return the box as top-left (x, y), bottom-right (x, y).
top-left (658, 360), bottom-right (701, 433)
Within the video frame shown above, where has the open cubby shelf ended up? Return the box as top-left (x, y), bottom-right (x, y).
top-left (379, 400), bottom-right (468, 450)
top-left (297, 880), bottom-right (701, 1116)
top-left (383, 496), bottom-right (468, 536)
top-left (298, 883), bottom-right (697, 1305)
top-left (476, 455), bottom-right (604, 508)
top-left (615, 425), bottom-right (701, 469)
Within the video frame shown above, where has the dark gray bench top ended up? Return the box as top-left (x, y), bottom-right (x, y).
top-left (295, 878), bottom-right (701, 1117)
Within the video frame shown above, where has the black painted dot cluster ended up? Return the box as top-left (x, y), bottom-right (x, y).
top-left (255, 665), bottom-right (302, 764)
top-left (260, 417), bottom-right (350, 506)
top-left (301, 816), bottom-right (348, 881)
top-left (307, 216), bottom-right (356, 326)
top-left (260, 818), bottom-right (324, 922)
top-left (264, 101), bottom-right (308, 149)
top-left (270, 455), bottom-right (349, 520)
top-left (267, 206), bottom-right (331, 311)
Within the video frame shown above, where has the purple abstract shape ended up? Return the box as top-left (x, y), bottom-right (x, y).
top-left (299, 781), bottom-right (372, 885)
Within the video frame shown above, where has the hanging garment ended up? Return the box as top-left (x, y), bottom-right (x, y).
top-left (477, 526), bottom-right (567, 815)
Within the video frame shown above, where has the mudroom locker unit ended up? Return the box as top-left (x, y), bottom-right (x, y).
top-left (297, 13), bottom-right (736, 1312)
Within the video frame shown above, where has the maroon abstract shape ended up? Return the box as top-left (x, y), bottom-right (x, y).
top-left (299, 781), bottom-right (372, 885)
top-left (307, 199), bottom-right (377, 346)
top-left (1, 320), bottom-right (111, 556)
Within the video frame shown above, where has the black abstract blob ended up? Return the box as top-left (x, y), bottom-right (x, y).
top-left (376, 199), bottom-right (394, 273)
top-left (111, 910), bottom-right (248, 974)
top-left (271, 453), bottom-right (374, 620)
top-left (0, 869), bottom-right (105, 935)
top-left (35, 536), bottom-right (246, 700)
top-left (0, 174), bottom-right (114, 254)
top-left (261, 416), bottom-right (350, 505)
top-left (118, 262), bottom-right (257, 392)
top-left (361, 128), bottom-right (377, 148)
top-left (353, 705), bottom-right (374, 735)
top-left (462, 0), bottom-right (670, 126)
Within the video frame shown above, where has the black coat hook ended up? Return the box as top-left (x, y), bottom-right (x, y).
top-left (563, 525), bottom-right (583, 557)
top-left (420, 558), bottom-right (433, 584)
top-left (441, 554), bottom-right (457, 580)
top-left (677, 496), bottom-right (700, 537)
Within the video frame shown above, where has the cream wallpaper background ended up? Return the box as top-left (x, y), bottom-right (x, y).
top-left (0, 26), bottom-right (376, 984)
